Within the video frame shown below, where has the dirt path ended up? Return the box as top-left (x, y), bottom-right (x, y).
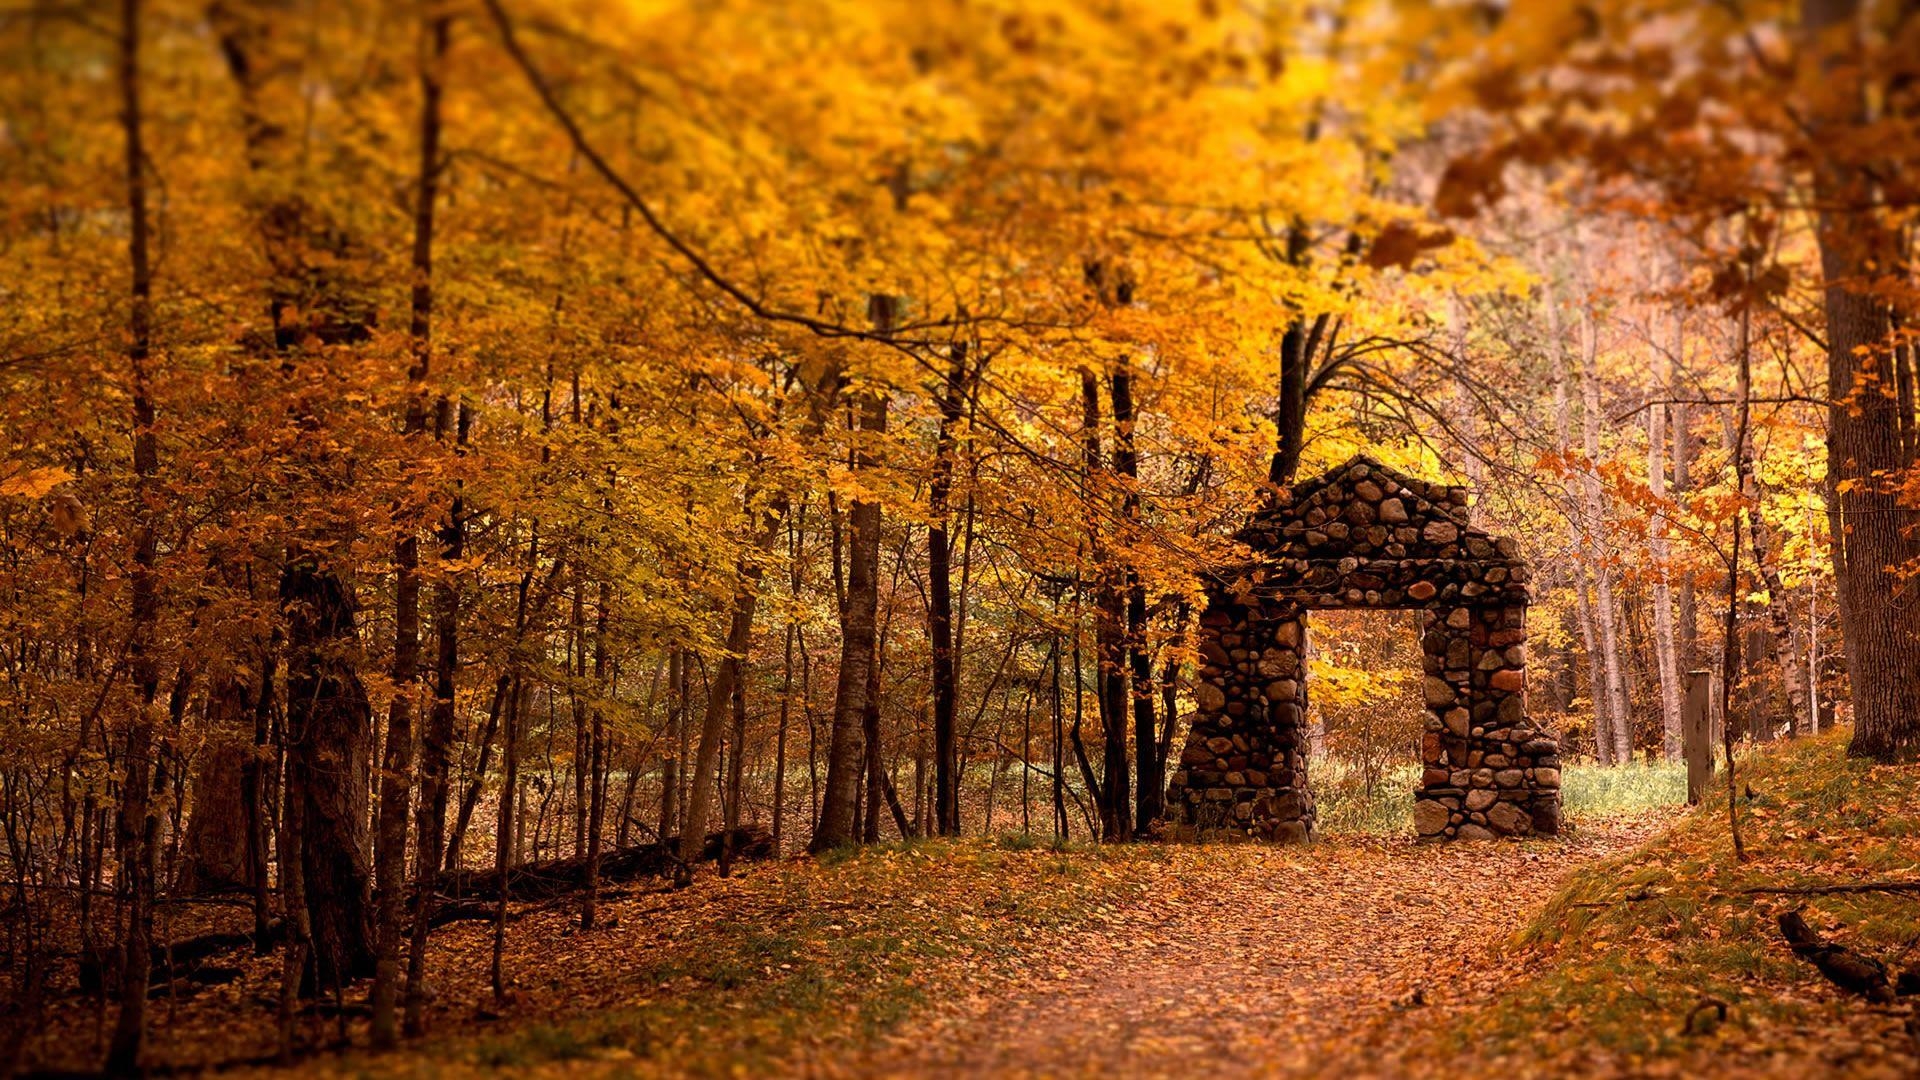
top-left (23, 817), bottom-right (1660, 1078)
top-left (850, 817), bottom-right (1662, 1079)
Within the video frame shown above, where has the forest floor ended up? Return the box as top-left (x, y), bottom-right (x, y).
top-left (847, 818), bottom-right (1657, 1078)
top-left (23, 730), bottom-right (1920, 1079)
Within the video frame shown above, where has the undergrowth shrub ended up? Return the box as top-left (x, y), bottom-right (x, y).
top-left (1559, 757), bottom-right (1687, 816)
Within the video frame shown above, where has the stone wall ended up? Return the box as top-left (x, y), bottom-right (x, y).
top-left (1165, 456), bottom-right (1562, 843)
top-left (1413, 604), bottom-right (1561, 840)
top-left (1171, 599), bottom-right (1313, 842)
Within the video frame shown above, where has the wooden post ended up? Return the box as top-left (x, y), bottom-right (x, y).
top-left (1807, 568), bottom-right (1820, 735)
top-left (1684, 669), bottom-right (1714, 804)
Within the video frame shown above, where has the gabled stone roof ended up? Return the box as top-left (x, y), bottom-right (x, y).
top-left (1225, 454), bottom-right (1529, 609)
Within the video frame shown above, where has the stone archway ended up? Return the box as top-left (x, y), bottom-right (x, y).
top-left (1165, 456), bottom-right (1562, 843)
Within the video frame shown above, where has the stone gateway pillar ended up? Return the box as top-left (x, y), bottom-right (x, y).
top-left (1178, 598), bottom-right (1315, 842)
top-left (1166, 455), bottom-right (1562, 843)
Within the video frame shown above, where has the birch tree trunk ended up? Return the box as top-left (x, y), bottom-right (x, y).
top-left (1649, 311), bottom-right (1684, 760)
top-left (1743, 467), bottom-right (1814, 735)
top-left (1571, 562), bottom-right (1612, 762)
top-left (1673, 378), bottom-right (1698, 675)
top-left (1575, 300), bottom-right (1635, 764)
top-left (1548, 283), bottom-right (1618, 763)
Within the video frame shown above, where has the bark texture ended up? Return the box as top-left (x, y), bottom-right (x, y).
top-left (280, 558), bottom-right (377, 989)
top-left (927, 341), bottom-right (967, 837)
top-left (107, 0), bottom-right (160, 1066)
top-left (814, 296), bottom-right (895, 851)
top-left (1802, 0), bottom-right (1920, 762)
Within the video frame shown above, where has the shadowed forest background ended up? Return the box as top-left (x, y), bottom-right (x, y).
top-left (4, 0), bottom-right (1920, 1076)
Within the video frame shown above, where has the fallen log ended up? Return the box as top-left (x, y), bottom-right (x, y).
top-left (1778, 909), bottom-right (1894, 1003)
top-left (147, 965), bottom-right (246, 999)
top-left (157, 919), bottom-right (284, 968)
top-left (139, 920), bottom-right (285, 988)
top-left (66, 828), bottom-right (774, 994)
top-left (433, 826), bottom-right (774, 903)
top-left (422, 896), bottom-right (499, 928)
top-left (66, 919), bottom-right (286, 992)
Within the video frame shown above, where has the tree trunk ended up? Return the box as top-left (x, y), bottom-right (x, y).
top-left (1803, 0), bottom-right (1920, 761)
top-left (281, 558), bottom-right (377, 990)
top-left (1269, 227), bottom-right (1316, 487)
top-left (445, 674), bottom-right (506, 872)
top-left (1272, 315), bottom-right (1309, 487)
top-left (803, 629), bottom-right (821, 834)
top-left (1575, 302), bottom-right (1634, 763)
top-left (1723, 295), bottom-right (1755, 862)
top-left (1050, 635), bottom-right (1069, 842)
top-left (1649, 316), bottom-right (1684, 761)
top-left (581, 581), bottom-right (609, 927)
top-left (213, 0), bottom-right (380, 995)
top-left (107, 2), bottom-right (160, 1065)
top-left (815, 456), bottom-right (880, 850)
top-left (177, 715), bottom-right (253, 894)
top-left (721, 667), bottom-right (748, 875)
top-left (862, 644), bottom-right (885, 844)
top-left (661, 647), bottom-right (683, 839)
top-left (814, 296), bottom-right (895, 851)
top-left (1079, 371), bottom-right (1131, 841)
top-left (246, 646), bottom-right (277, 945)
top-left (572, 584), bottom-right (589, 861)
top-left (446, 546), bottom-right (560, 873)
top-left (491, 675), bottom-right (524, 1000)
top-left (1673, 362), bottom-right (1698, 676)
top-left (371, 15), bottom-right (445, 1044)
top-left (1744, 467), bottom-right (1813, 735)
top-left (1155, 593), bottom-right (1196, 781)
top-left (680, 503), bottom-right (780, 869)
top-left (404, 403), bottom-right (464, 1036)
top-left (274, 757), bottom-right (312, 1064)
top-left (927, 341), bottom-right (967, 837)
top-left (774, 619), bottom-right (794, 853)
top-left (1109, 360), bottom-right (1159, 832)
top-left (1548, 284), bottom-right (1616, 763)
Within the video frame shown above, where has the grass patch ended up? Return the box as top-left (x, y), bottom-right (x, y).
top-left (995, 829), bottom-right (1043, 851)
top-left (1311, 757), bottom-right (1687, 837)
top-left (1422, 725), bottom-right (1920, 1068)
top-left (1560, 757), bottom-right (1689, 816)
